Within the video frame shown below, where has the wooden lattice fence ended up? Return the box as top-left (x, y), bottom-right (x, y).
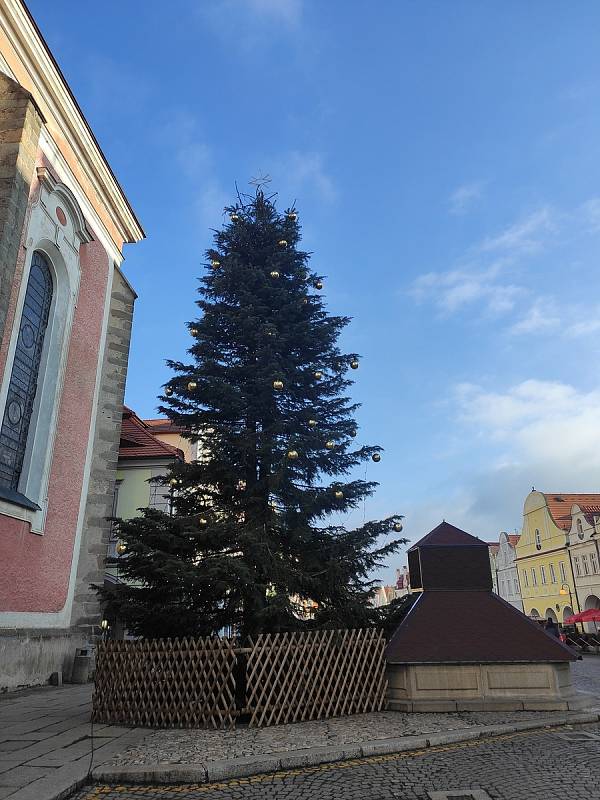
top-left (244, 628), bottom-right (387, 727)
top-left (93, 637), bottom-right (238, 728)
top-left (92, 628), bottom-right (387, 729)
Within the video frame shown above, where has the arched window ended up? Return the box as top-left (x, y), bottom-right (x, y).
top-left (577, 518), bottom-right (584, 538)
top-left (535, 528), bottom-right (541, 550)
top-left (0, 252), bottom-right (53, 492)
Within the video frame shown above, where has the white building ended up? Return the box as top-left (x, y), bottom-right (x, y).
top-left (495, 531), bottom-right (523, 612)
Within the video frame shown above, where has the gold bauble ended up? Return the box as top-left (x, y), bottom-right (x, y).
top-left (350, 360), bottom-right (359, 370)
top-left (315, 281), bottom-right (323, 290)
top-left (230, 212), bottom-right (240, 221)
top-left (334, 490), bottom-right (344, 500)
top-left (116, 541), bottom-right (127, 555)
top-left (211, 259), bottom-right (221, 269)
top-left (187, 380), bottom-right (197, 391)
top-left (393, 522), bottom-right (403, 533)
top-left (287, 450), bottom-right (299, 460)
top-left (169, 478), bottom-right (178, 487)
top-left (278, 239), bottom-right (288, 247)
top-left (199, 517), bottom-right (208, 528)
top-left (314, 371), bottom-right (323, 380)
top-left (286, 212), bottom-right (297, 221)
top-left (273, 379), bottom-right (284, 390)
top-left (308, 419), bottom-right (318, 428)
top-left (270, 270), bottom-right (280, 278)
top-left (301, 297), bottom-right (309, 305)
top-left (190, 327), bottom-right (198, 336)
top-left (325, 440), bottom-right (335, 450)
top-left (164, 386), bottom-right (173, 397)
top-left (350, 429), bottom-right (357, 438)
top-left (372, 453), bottom-right (381, 462)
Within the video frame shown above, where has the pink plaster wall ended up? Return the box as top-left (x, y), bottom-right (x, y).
top-left (0, 150), bottom-right (111, 613)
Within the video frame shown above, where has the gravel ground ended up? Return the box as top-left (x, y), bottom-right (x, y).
top-left (96, 655), bottom-right (600, 767)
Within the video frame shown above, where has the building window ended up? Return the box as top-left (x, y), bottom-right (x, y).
top-left (574, 556), bottom-right (582, 577)
top-left (560, 561), bottom-right (566, 582)
top-left (0, 252), bottom-right (53, 493)
top-left (535, 529), bottom-right (541, 550)
top-left (591, 552), bottom-right (599, 574)
top-left (514, 578), bottom-right (519, 594)
top-left (577, 518), bottom-right (584, 539)
top-left (523, 569), bottom-right (529, 587)
top-left (540, 565), bottom-right (547, 585)
top-left (532, 568), bottom-right (538, 586)
top-left (549, 563), bottom-right (557, 583)
top-left (582, 554), bottom-right (590, 575)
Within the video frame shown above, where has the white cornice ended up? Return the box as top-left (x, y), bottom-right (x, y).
top-left (0, 0), bottom-right (144, 245)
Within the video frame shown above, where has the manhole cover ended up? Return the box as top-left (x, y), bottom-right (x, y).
top-left (428, 791), bottom-right (492, 800)
top-left (554, 731), bottom-right (600, 742)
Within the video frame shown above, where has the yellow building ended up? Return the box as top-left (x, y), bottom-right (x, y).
top-left (144, 417), bottom-right (197, 462)
top-left (105, 407), bottom-right (184, 585)
top-left (516, 491), bottom-right (583, 624)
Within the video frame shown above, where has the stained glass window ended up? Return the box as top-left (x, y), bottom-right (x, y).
top-left (0, 252), bottom-right (53, 491)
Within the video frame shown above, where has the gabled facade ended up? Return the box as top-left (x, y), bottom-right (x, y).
top-left (517, 491), bottom-right (584, 624)
top-left (566, 501), bottom-right (600, 631)
top-left (0, 2), bottom-right (143, 689)
top-left (494, 532), bottom-right (522, 611)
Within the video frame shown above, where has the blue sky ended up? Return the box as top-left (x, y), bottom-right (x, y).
top-left (31, 1), bottom-right (600, 582)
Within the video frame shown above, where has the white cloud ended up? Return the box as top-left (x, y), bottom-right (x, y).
top-left (245, 0), bottom-right (302, 25)
top-left (480, 208), bottom-right (555, 256)
top-left (448, 181), bottom-right (484, 215)
top-left (456, 379), bottom-right (600, 469)
top-left (160, 111), bottom-right (228, 228)
top-left (273, 150), bottom-right (337, 204)
top-left (508, 298), bottom-right (561, 335)
top-left (410, 262), bottom-right (521, 316)
top-left (581, 197), bottom-right (600, 233)
top-left (200, 0), bottom-right (303, 47)
top-left (566, 316), bottom-right (600, 337)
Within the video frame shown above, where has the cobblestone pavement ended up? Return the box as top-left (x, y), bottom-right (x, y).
top-left (73, 722), bottom-right (600, 799)
top-left (572, 654), bottom-right (600, 701)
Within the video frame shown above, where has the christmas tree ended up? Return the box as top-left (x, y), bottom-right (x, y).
top-left (103, 189), bottom-right (406, 639)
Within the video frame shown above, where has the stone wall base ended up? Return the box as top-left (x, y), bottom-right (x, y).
top-left (0, 628), bottom-right (92, 691)
top-left (387, 661), bottom-right (582, 712)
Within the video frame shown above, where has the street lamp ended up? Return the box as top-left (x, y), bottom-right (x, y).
top-left (559, 583), bottom-right (578, 632)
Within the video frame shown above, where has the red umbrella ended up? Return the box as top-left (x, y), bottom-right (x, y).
top-left (564, 608), bottom-right (600, 624)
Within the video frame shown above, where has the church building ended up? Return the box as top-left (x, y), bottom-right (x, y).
top-left (0, 0), bottom-right (144, 688)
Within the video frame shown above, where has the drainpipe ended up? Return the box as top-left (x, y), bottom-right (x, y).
top-left (566, 537), bottom-right (582, 613)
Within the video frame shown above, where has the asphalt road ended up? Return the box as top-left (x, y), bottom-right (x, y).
top-left (75, 722), bottom-right (600, 800)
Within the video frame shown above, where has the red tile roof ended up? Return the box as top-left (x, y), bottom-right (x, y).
top-left (543, 493), bottom-right (600, 531)
top-left (144, 417), bottom-right (185, 434)
top-left (120, 407), bottom-right (184, 461)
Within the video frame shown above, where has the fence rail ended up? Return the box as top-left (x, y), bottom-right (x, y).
top-left (93, 628), bottom-right (387, 729)
top-left (93, 637), bottom-right (238, 728)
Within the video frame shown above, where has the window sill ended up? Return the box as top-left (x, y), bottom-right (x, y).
top-left (0, 485), bottom-right (41, 512)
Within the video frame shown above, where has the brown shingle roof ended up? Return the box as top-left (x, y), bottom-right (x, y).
top-left (409, 521), bottom-right (487, 550)
top-left (120, 407), bottom-right (184, 461)
top-left (385, 591), bottom-right (576, 664)
top-left (543, 493), bottom-right (600, 531)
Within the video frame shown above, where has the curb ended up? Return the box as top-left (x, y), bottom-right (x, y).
top-left (91, 711), bottom-right (600, 786)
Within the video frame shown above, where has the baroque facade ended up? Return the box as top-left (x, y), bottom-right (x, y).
top-left (0, 1), bottom-right (143, 689)
top-left (516, 491), bottom-right (600, 624)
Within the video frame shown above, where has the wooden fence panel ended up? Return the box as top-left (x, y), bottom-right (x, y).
top-left (245, 628), bottom-right (387, 727)
top-left (92, 637), bottom-right (238, 729)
